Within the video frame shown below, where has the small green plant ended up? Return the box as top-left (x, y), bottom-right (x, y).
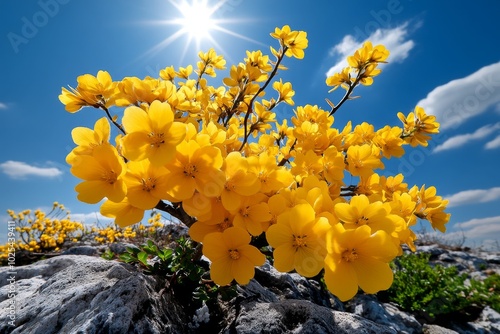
top-left (100, 248), bottom-right (115, 260)
top-left (468, 273), bottom-right (500, 313)
top-left (384, 252), bottom-right (499, 321)
top-left (120, 237), bottom-right (236, 310)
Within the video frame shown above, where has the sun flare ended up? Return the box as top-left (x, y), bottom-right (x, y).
top-left (143, 0), bottom-right (264, 62)
top-left (177, 0), bottom-right (216, 39)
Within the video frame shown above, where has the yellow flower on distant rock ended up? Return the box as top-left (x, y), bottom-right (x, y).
top-left (121, 100), bottom-right (186, 165)
top-left (202, 227), bottom-right (265, 285)
top-left (324, 224), bottom-right (398, 301)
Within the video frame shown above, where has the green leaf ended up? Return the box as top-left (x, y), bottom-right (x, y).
top-left (137, 251), bottom-right (149, 266)
top-left (119, 253), bottom-right (136, 263)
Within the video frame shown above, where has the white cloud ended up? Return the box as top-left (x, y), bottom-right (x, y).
top-left (417, 61), bottom-right (500, 130)
top-left (446, 187), bottom-right (500, 207)
top-left (326, 22), bottom-right (415, 77)
top-left (485, 135), bottom-right (500, 150)
top-left (0, 160), bottom-right (63, 179)
top-left (0, 102), bottom-right (7, 110)
top-left (425, 216), bottom-right (500, 250)
top-left (453, 216), bottom-right (500, 245)
top-left (433, 123), bottom-right (500, 153)
top-left (71, 212), bottom-right (114, 226)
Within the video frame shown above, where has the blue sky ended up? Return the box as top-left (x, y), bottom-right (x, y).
top-left (1, 0), bottom-right (500, 249)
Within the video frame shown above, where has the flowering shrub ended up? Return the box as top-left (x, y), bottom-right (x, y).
top-left (93, 211), bottom-right (165, 244)
top-left (0, 202), bottom-right (83, 259)
top-left (59, 25), bottom-right (450, 301)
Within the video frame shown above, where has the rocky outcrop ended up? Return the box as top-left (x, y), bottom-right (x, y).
top-left (0, 244), bottom-right (499, 333)
top-left (0, 255), bottom-right (191, 333)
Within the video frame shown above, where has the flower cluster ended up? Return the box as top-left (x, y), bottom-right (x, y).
top-left (59, 25), bottom-right (450, 301)
top-left (92, 211), bottom-right (165, 243)
top-left (0, 202), bottom-right (84, 258)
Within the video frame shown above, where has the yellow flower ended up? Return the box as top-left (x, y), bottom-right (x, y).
top-left (346, 144), bottom-right (384, 178)
top-left (373, 125), bottom-right (405, 159)
top-left (67, 117), bottom-right (111, 164)
top-left (410, 185), bottom-right (450, 232)
top-left (245, 50), bottom-right (273, 73)
top-left (121, 100), bottom-right (186, 165)
top-left (222, 64), bottom-right (248, 88)
top-left (77, 70), bottom-right (116, 103)
top-left (59, 70), bottom-right (116, 112)
top-left (347, 42), bottom-right (389, 70)
top-left (198, 48), bottom-right (226, 74)
top-left (398, 106), bottom-right (439, 147)
top-left (221, 152), bottom-right (260, 211)
top-left (266, 203), bottom-right (331, 277)
top-left (176, 65), bottom-right (193, 79)
top-left (164, 140), bottom-right (225, 201)
top-left (231, 194), bottom-right (271, 236)
top-left (59, 86), bottom-right (99, 113)
top-left (250, 102), bottom-right (276, 136)
top-left (334, 195), bottom-right (395, 235)
top-left (324, 224), bottom-right (398, 301)
top-left (291, 150), bottom-right (323, 182)
top-left (292, 104), bottom-right (334, 131)
top-left (247, 152), bottom-right (294, 194)
top-left (115, 77), bottom-right (175, 106)
top-left (202, 227), bottom-right (265, 285)
top-left (189, 208), bottom-right (234, 242)
top-left (273, 79), bottom-right (295, 106)
top-left (344, 122), bottom-right (375, 147)
top-left (100, 198), bottom-right (145, 228)
top-left (271, 25), bottom-right (308, 59)
top-left (326, 67), bottom-right (352, 92)
top-left (123, 160), bottom-right (171, 210)
top-left (70, 144), bottom-right (127, 204)
top-left (321, 146), bottom-right (345, 183)
top-left (159, 65), bottom-right (176, 81)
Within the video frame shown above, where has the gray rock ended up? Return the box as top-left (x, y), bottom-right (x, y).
top-left (485, 254), bottom-right (500, 264)
top-left (1, 244), bottom-right (499, 333)
top-left (349, 295), bottom-right (422, 334)
top-left (417, 245), bottom-right (447, 258)
top-left (0, 255), bottom-right (188, 334)
top-left (226, 299), bottom-right (396, 334)
top-left (108, 242), bottom-right (140, 255)
top-left (423, 324), bottom-right (459, 333)
top-left (253, 261), bottom-right (344, 311)
top-left (62, 245), bottom-right (99, 256)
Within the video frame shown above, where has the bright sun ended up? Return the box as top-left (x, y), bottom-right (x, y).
top-left (177, 0), bottom-right (216, 39)
top-left (144, 0), bottom-right (264, 61)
